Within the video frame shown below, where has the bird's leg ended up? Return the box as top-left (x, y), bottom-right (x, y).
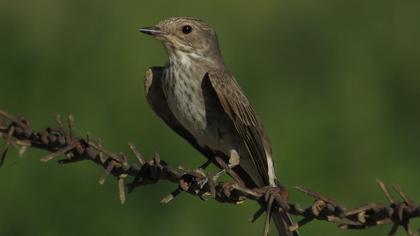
top-left (194, 159), bottom-right (214, 188)
top-left (213, 149), bottom-right (240, 179)
top-left (196, 159), bottom-right (215, 188)
top-left (198, 150), bottom-right (240, 189)
top-left (198, 159), bottom-right (212, 170)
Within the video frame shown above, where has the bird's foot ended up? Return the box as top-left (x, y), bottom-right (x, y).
top-left (196, 152), bottom-right (238, 182)
top-left (211, 149), bottom-right (240, 180)
top-left (213, 155), bottom-right (245, 187)
top-left (199, 159), bottom-right (212, 169)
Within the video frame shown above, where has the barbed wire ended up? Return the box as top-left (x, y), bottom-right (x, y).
top-left (0, 110), bottom-right (419, 236)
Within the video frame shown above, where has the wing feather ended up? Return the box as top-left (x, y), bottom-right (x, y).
top-left (205, 70), bottom-right (273, 186)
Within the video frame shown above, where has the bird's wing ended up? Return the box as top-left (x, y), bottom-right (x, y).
top-left (144, 67), bottom-right (215, 159)
top-left (205, 69), bottom-right (273, 186)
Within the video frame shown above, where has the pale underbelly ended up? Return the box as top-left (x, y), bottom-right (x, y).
top-left (170, 97), bottom-right (227, 150)
top-left (166, 82), bottom-right (236, 154)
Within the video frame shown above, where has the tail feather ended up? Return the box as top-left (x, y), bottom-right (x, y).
top-left (272, 211), bottom-right (299, 236)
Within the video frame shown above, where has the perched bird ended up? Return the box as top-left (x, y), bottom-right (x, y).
top-left (140, 17), bottom-right (297, 236)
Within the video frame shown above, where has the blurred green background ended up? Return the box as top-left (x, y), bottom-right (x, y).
top-left (1, 0), bottom-right (419, 235)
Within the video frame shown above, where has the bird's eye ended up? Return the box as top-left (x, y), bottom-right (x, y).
top-left (182, 25), bottom-right (192, 34)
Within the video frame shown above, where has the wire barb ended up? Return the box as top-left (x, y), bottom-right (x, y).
top-left (0, 110), bottom-right (419, 236)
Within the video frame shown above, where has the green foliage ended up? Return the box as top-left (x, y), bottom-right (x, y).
top-left (0, 0), bottom-right (419, 235)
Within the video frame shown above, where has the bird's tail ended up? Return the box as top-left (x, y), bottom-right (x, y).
top-left (271, 211), bottom-right (299, 236)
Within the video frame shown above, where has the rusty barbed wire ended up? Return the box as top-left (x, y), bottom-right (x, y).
top-left (0, 110), bottom-right (419, 236)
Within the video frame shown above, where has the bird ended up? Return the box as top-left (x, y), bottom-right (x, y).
top-left (139, 17), bottom-right (298, 236)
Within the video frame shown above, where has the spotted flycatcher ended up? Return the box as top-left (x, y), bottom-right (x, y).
top-left (140, 17), bottom-right (297, 236)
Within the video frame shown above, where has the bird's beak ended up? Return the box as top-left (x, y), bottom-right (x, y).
top-left (139, 26), bottom-right (166, 36)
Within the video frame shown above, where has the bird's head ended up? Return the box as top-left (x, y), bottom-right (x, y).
top-left (140, 17), bottom-right (223, 63)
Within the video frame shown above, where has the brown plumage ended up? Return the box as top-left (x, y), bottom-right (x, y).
top-left (205, 69), bottom-right (272, 185)
top-left (140, 17), bottom-right (298, 236)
